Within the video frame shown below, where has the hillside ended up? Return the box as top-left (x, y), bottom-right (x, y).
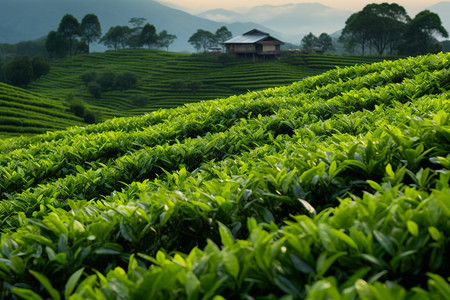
top-left (0, 82), bottom-right (85, 138)
top-left (0, 53), bottom-right (448, 298)
top-left (26, 50), bottom-right (390, 121)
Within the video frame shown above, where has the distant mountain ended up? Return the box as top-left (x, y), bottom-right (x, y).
top-left (428, 2), bottom-right (450, 38)
top-left (198, 3), bottom-right (352, 44)
top-left (0, 0), bottom-right (269, 52)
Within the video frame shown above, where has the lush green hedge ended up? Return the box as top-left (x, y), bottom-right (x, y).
top-left (0, 53), bottom-right (448, 299)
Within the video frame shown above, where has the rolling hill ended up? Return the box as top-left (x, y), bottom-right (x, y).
top-left (0, 52), bottom-right (448, 298)
top-left (24, 50), bottom-right (391, 120)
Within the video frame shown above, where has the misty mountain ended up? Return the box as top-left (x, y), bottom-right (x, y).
top-left (198, 3), bottom-right (352, 44)
top-left (428, 2), bottom-right (450, 38)
top-left (0, 0), bottom-right (270, 52)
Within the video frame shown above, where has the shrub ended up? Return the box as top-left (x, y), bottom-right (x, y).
top-left (97, 70), bottom-right (116, 91)
top-left (31, 55), bottom-right (50, 78)
top-left (169, 80), bottom-right (186, 92)
top-left (83, 109), bottom-right (98, 123)
top-left (131, 94), bottom-right (149, 106)
top-left (66, 94), bottom-right (85, 117)
top-left (187, 80), bottom-right (202, 94)
top-left (87, 82), bottom-right (102, 98)
top-left (80, 71), bottom-right (97, 86)
top-left (4, 55), bottom-right (33, 86)
top-left (116, 72), bottom-right (137, 90)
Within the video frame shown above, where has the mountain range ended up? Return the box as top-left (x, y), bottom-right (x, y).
top-left (197, 3), bottom-right (352, 43)
top-left (0, 0), bottom-right (272, 52)
top-left (0, 0), bottom-right (449, 52)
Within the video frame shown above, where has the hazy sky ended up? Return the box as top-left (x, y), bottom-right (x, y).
top-left (159, 0), bottom-right (434, 15)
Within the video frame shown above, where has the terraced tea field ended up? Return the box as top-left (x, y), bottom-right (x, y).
top-left (27, 50), bottom-right (390, 119)
top-left (0, 83), bottom-right (85, 138)
top-left (0, 53), bottom-right (448, 299)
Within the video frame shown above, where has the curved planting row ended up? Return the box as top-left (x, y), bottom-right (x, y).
top-left (0, 53), bottom-right (448, 299)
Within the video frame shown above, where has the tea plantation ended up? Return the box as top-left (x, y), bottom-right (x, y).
top-left (0, 53), bottom-right (449, 299)
top-left (27, 50), bottom-right (389, 119)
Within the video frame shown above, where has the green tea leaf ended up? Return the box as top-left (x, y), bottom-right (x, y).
top-left (10, 288), bottom-right (43, 300)
top-left (65, 268), bottom-right (84, 299)
top-left (218, 222), bottom-right (234, 248)
top-left (29, 270), bottom-right (60, 300)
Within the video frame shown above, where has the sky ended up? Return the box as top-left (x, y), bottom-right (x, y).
top-left (159, 0), bottom-right (435, 15)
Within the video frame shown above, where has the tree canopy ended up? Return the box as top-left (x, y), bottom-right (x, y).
top-left (80, 14), bottom-right (102, 50)
top-left (339, 3), bottom-right (447, 55)
top-left (140, 23), bottom-right (158, 49)
top-left (188, 29), bottom-right (216, 52)
top-left (57, 14), bottom-right (80, 56)
top-left (101, 26), bottom-right (131, 50)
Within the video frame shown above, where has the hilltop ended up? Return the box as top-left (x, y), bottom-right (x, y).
top-left (0, 53), bottom-right (448, 298)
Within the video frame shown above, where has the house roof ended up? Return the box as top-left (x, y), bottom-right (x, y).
top-left (224, 35), bottom-right (268, 44)
top-left (224, 29), bottom-right (284, 45)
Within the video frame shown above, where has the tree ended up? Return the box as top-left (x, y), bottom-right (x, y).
top-left (317, 33), bottom-right (334, 53)
top-left (362, 3), bottom-right (410, 55)
top-left (128, 17), bottom-right (146, 48)
top-left (157, 30), bottom-right (177, 51)
top-left (101, 26), bottom-right (130, 50)
top-left (339, 10), bottom-right (373, 55)
top-left (399, 10), bottom-right (449, 55)
top-left (80, 14), bottom-right (102, 52)
top-left (140, 23), bottom-right (157, 49)
top-left (46, 30), bottom-right (68, 59)
top-left (301, 33), bottom-right (318, 52)
top-left (215, 26), bottom-right (232, 50)
top-left (57, 14), bottom-right (80, 56)
top-left (4, 55), bottom-right (33, 86)
top-left (188, 29), bottom-right (216, 52)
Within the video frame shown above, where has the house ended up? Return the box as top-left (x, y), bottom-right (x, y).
top-left (224, 29), bottom-right (284, 61)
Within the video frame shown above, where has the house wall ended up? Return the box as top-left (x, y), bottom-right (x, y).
top-left (235, 44), bottom-right (256, 53)
top-left (263, 45), bottom-right (276, 52)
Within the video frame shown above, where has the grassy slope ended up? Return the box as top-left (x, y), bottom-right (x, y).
top-left (0, 83), bottom-right (85, 138)
top-left (27, 50), bottom-right (390, 120)
top-left (0, 53), bottom-right (448, 298)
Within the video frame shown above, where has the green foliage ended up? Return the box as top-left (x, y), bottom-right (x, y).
top-left (31, 55), bottom-right (50, 78)
top-left (3, 55), bottom-right (34, 86)
top-left (87, 82), bottom-right (102, 98)
top-left (340, 3), bottom-right (447, 56)
top-left (0, 53), bottom-right (448, 299)
top-left (80, 14), bottom-right (102, 50)
top-left (131, 94), bottom-right (150, 106)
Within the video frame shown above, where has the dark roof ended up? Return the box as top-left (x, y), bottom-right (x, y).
top-left (224, 29), bottom-right (284, 45)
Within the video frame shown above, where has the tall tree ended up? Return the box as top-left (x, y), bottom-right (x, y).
top-left (80, 14), bottom-right (102, 52)
top-left (317, 33), bottom-right (334, 53)
top-left (188, 29), bottom-right (216, 52)
top-left (157, 30), bottom-right (177, 51)
top-left (339, 10), bottom-right (373, 55)
top-left (45, 30), bottom-right (68, 59)
top-left (400, 10), bottom-right (449, 55)
top-left (140, 23), bottom-right (157, 49)
top-left (128, 17), bottom-right (146, 48)
top-left (215, 26), bottom-right (232, 50)
top-left (57, 14), bottom-right (80, 56)
top-left (101, 26), bottom-right (130, 50)
top-left (362, 3), bottom-right (410, 55)
top-left (301, 33), bottom-right (318, 52)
